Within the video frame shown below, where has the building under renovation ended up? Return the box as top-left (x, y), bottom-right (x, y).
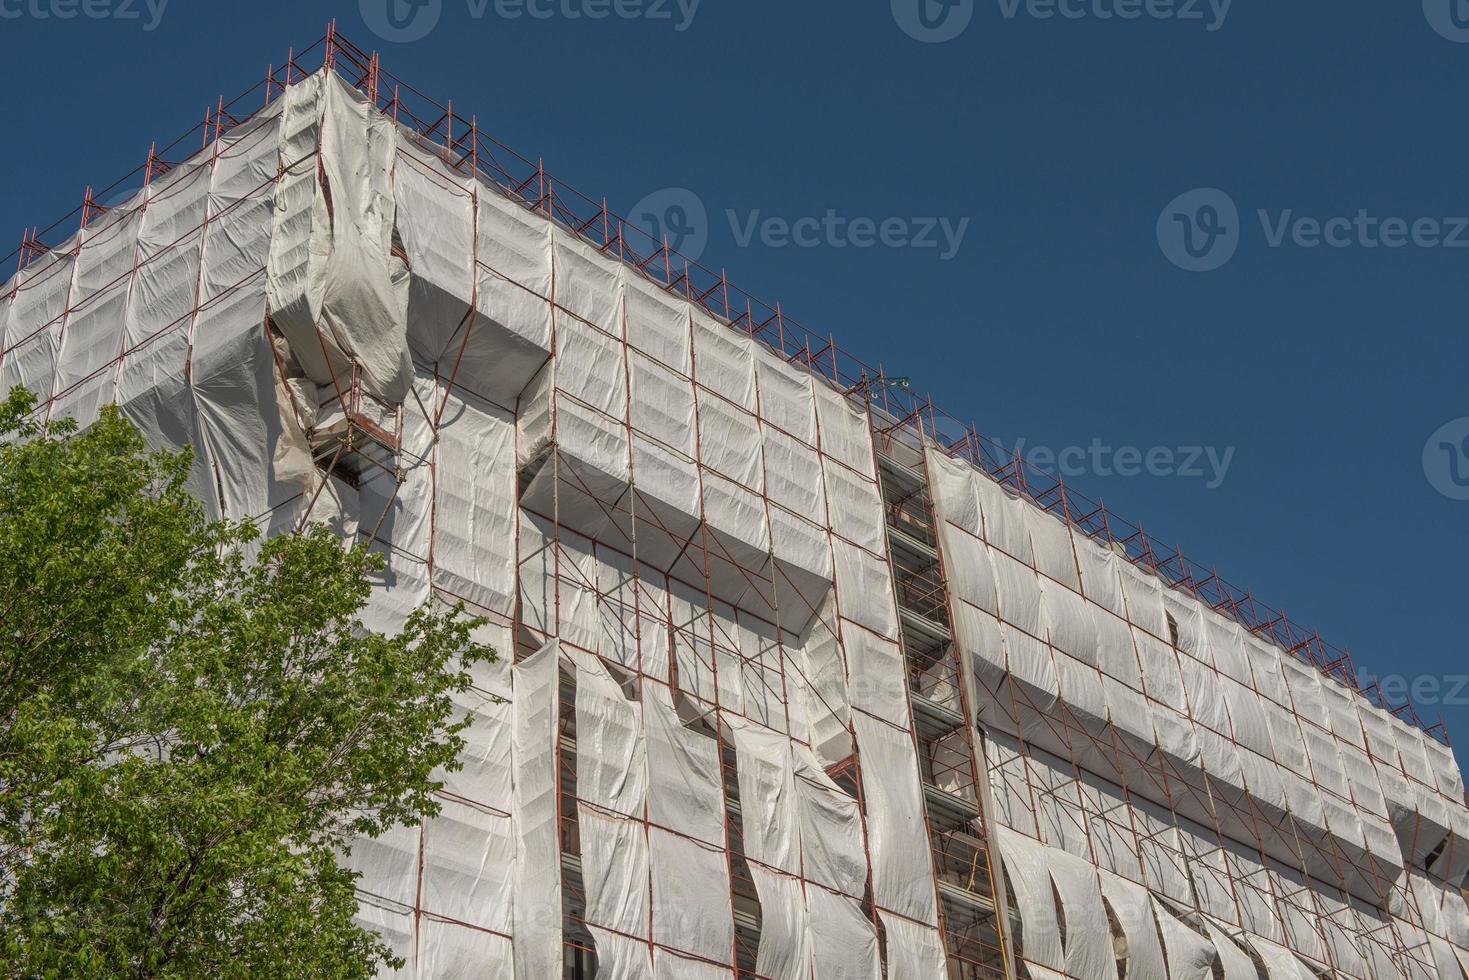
top-left (4, 28), bottom-right (1469, 980)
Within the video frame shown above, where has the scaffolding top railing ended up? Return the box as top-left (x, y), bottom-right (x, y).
top-left (2, 23), bottom-right (1449, 746)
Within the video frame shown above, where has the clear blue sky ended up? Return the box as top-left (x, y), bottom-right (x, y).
top-left (3, 1), bottom-right (1466, 764)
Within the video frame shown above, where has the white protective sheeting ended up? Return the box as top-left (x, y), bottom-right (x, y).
top-left (853, 713), bottom-right (940, 924)
top-left (1153, 901), bottom-right (1217, 980)
top-left (1098, 871), bottom-right (1168, 980)
top-left (1047, 847), bottom-right (1121, 980)
top-left (511, 642), bottom-right (563, 980)
top-left (792, 746), bottom-right (867, 897)
top-left (266, 73), bottom-right (412, 402)
top-left (418, 921), bottom-right (514, 980)
top-left (748, 865), bottom-right (813, 980)
top-left (580, 808), bottom-right (650, 940)
top-left (1201, 919), bottom-right (1264, 980)
top-left (420, 799), bottom-right (516, 936)
top-left (649, 828), bottom-right (733, 963)
top-left (1243, 933), bottom-right (1320, 980)
top-left (805, 884), bottom-right (881, 980)
top-left (432, 385), bottom-right (517, 616)
top-left (645, 687), bottom-right (725, 845)
top-left (877, 911), bottom-right (948, 980)
top-left (727, 715), bottom-right (866, 898)
top-left (652, 949), bottom-right (732, 980)
top-left (587, 926), bottom-right (653, 980)
top-left (993, 826), bottom-right (1065, 974)
top-left (747, 865), bottom-right (879, 980)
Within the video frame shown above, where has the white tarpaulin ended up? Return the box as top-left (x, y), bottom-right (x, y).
top-left (993, 826), bottom-right (1065, 973)
top-left (1202, 919), bottom-right (1265, 980)
top-left (1244, 933), bottom-right (1321, 980)
top-left (267, 73), bottom-right (412, 403)
top-left (1098, 871), bottom-right (1167, 980)
top-left (877, 911), bottom-right (948, 980)
top-left (805, 884), bottom-right (880, 979)
top-left (1153, 902), bottom-right (1217, 980)
top-left (649, 828), bottom-right (733, 962)
top-left (645, 687), bottom-right (725, 845)
top-left (853, 712), bottom-right (940, 925)
top-left (511, 641), bottom-right (563, 980)
top-left (1047, 847), bottom-right (1120, 980)
top-left (749, 865), bottom-right (812, 980)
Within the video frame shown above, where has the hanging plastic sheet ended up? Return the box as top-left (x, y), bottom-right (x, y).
top-left (993, 826), bottom-right (1065, 974)
top-left (812, 380), bottom-right (875, 479)
top-left (652, 948), bottom-right (732, 980)
top-left (1047, 846), bottom-right (1120, 980)
top-left (575, 652), bottom-right (646, 814)
top-left (1098, 871), bottom-right (1167, 980)
top-left (1153, 901), bottom-right (1217, 980)
top-left (877, 911), bottom-right (948, 980)
top-left (460, 182), bottom-right (554, 405)
top-left (795, 605), bottom-right (851, 768)
top-left (729, 718), bottom-right (800, 875)
top-left (581, 807), bottom-right (650, 941)
top-left (1201, 919), bottom-right (1265, 980)
top-left (353, 899), bottom-right (416, 978)
top-left (1243, 933), bottom-right (1322, 980)
top-left (420, 798), bottom-right (515, 936)
top-left (805, 883), bottom-right (880, 979)
top-left (511, 641), bottom-right (563, 980)
top-left (753, 345), bottom-right (816, 446)
top-left (649, 828), bottom-right (733, 963)
top-left (416, 919), bottom-right (512, 979)
top-left (644, 686), bottom-right (724, 846)
top-left (853, 712), bottom-right (940, 925)
top-left (791, 745), bottom-right (867, 898)
top-left (691, 309), bottom-right (755, 412)
top-left (2, 249), bottom-right (73, 393)
top-left (267, 74), bottom-right (412, 403)
top-left (748, 865), bottom-right (812, 980)
top-left (432, 384), bottom-right (517, 617)
top-left (1023, 503), bottom-right (1079, 591)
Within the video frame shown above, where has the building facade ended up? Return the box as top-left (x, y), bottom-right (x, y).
top-left (3, 32), bottom-right (1467, 979)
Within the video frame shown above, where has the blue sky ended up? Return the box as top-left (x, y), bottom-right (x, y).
top-left (2, 1), bottom-right (1466, 763)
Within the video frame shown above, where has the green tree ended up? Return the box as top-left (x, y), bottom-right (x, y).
top-left (0, 387), bottom-right (494, 978)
